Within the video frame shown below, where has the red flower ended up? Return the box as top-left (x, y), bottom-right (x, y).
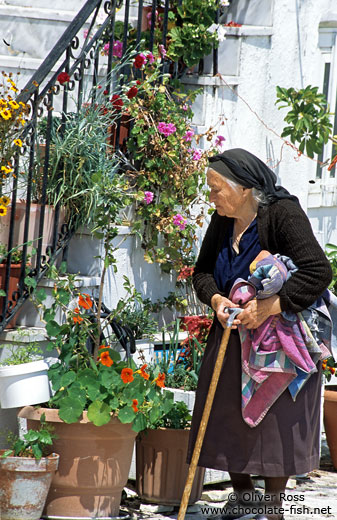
top-left (177, 266), bottom-right (194, 281)
top-left (132, 399), bottom-right (138, 412)
top-left (139, 364), bottom-right (150, 380)
top-left (121, 368), bottom-right (134, 383)
top-left (126, 86), bottom-right (138, 99)
top-left (136, 80), bottom-right (141, 85)
top-left (72, 307), bottom-right (83, 324)
top-left (57, 72), bottom-right (70, 85)
top-left (224, 21), bottom-right (242, 27)
top-left (78, 293), bottom-right (93, 310)
top-left (111, 94), bottom-right (124, 110)
top-left (154, 372), bottom-right (165, 388)
top-left (103, 89), bottom-right (109, 95)
top-left (99, 351), bottom-right (114, 367)
top-left (134, 54), bottom-right (147, 69)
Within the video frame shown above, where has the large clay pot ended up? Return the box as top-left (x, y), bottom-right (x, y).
top-left (324, 387), bottom-right (337, 469)
top-left (0, 201), bottom-right (65, 266)
top-left (0, 451), bottom-right (59, 520)
top-left (18, 406), bottom-right (137, 519)
top-left (136, 428), bottom-right (205, 505)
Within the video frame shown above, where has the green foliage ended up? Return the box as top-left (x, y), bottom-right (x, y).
top-left (0, 340), bottom-right (43, 366)
top-left (0, 243), bottom-right (24, 264)
top-left (34, 270), bottom-right (174, 432)
top-left (113, 276), bottom-right (158, 340)
top-left (275, 85), bottom-right (332, 158)
top-left (153, 400), bottom-right (192, 429)
top-left (1, 413), bottom-right (56, 459)
top-left (325, 243), bottom-right (337, 295)
top-left (167, 0), bottom-right (220, 68)
top-left (322, 356), bottom-right (337, 382)
top-left (122, 59), bottom-right (212, 273)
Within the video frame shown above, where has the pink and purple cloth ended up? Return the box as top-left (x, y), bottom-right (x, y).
top-left (229, 250), bottom-right (333, 428)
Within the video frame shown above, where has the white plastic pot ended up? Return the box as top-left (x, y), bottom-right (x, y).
top-left (0, 360), bottom-right (50, 409)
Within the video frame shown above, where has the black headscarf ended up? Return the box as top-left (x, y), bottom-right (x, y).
top-left (208, 148), bottom-right (299, 204)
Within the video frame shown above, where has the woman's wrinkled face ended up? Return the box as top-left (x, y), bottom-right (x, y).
top-left (207, 168), bottom-right (248, 218)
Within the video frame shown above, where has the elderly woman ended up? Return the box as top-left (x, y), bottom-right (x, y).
top-left (187, 149), bottom-right (332, 520)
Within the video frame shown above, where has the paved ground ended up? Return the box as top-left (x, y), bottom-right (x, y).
top-left (121, 438), bottom-right (337, 520)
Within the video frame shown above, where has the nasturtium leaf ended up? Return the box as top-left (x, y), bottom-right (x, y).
top-left (87, 401), bottom-right (111, 426)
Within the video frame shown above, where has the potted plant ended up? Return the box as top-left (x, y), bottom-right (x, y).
top-left (19, 263), bottom-right (175, 519)
top-left (0, 413), bottom-right (59, 520)
top-left (0, 242), bottom-right (25, 328)
top-left (136, 400), bottom-right (205, 505)
top-left (0, 339), bottom-right (51, 409)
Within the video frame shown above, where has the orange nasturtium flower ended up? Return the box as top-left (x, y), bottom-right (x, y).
top-left (132, 399), bottom-right (139, 412)
top-left (72, 307), bottom-right (83, 324)
top-left (99, 351), bottom-right (114, 367)
top-left (121, 368), bottom-right (134, 383)
top-left (78, 293), bottom-right (93, 309)
top-left (137, 364), bottom-right (150, 380)
top-left (154, 372), bottom-right (165, 388)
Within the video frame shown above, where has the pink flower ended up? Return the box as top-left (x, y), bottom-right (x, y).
top-left (215, 135), bottom-right (226, 148)
top-left (192, 148), bottom-right (202, 161)
top-left (158, 122), bottom-right (177, 137)
top-left (173, 214), bottom-right (187, 230)
top-left (83, 29), bottom-right (89, 39)
top-left (182, 104), bottom-right (189, 111)
top-left (147, 52), bottom-right (155, 64)
top-left (182, 129), bottom-right (194, 142)
top-left (134, 53), bottom-right (147, 69)
top-left (144, 191), bottom-right (154, 204)
top-left (103, 43), bottom-right (110, 56)
top-left (159, 44), bottom-right (167, 57)
top-left (113, 40), bottom-right (123, 58)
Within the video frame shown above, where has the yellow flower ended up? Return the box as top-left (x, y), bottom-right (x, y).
top-left (0, 196), bottom-right (10, 206)
top-left (19, 118), bottom-right (26, 126)
top-left (1, 165), bottom-right (12, 174)
top-left (0, 99), bottom-right (7, 107)
top-left (0, 205), bottom-right (7, 217)
top-left (13, 138), bottom-right (22, 147)
top-left (9, 100), bottom-right (19, 110)
top-left (10, 86), bottom-right (18, 93)
top-left (0, 109), bottom-right (11, 120)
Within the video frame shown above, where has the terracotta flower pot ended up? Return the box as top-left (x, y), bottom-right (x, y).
top-left (136, 427), bottom-right (205, 505)
top-left (107, 114), bottom-right (131, 153)
top-left (324, 387), bottom-right (337, 469)
top-left (0, 262), bottom-right (21, 328)
top-left (0, 451), bottom-right (59, 520)
top-left (18, 406), bottom-right (137, 519)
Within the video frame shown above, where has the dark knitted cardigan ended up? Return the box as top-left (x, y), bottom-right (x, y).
top-left (193, 199), bottom-right (332, 314)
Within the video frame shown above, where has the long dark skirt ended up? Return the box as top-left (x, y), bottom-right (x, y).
top-left (187, 320), bottom-right (322, 477)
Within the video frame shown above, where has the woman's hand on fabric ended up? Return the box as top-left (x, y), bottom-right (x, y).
top-left (211, 294), bottom-right (240, 329)
top-left (238, 295), bottom-right (282, 329)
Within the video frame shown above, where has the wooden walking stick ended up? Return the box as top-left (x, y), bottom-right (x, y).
top-left (177, 308), bottom-right (243, 520)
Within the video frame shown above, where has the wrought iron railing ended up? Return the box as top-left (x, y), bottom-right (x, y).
top-left (0, 0), bottom-right (225, 331)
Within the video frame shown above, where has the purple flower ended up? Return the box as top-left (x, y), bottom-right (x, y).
top-left (215, 135), bottom-right (226, 148)
top-left (158, 122), bottom-right (177, 137)
top-left (182, 129), bottom-right (194, 142)
top-left (144, 191), bottom-right (154, 204)
top-left (147, 52), bottom-right (155, 64)
top-left (173, 213), bottom-right (187, 230)
top-left (192, 148), bottom-right (202, 161)
top-left (113, 40), bottom-right (123, 58)
top-left (159, 44), bottom-right (167, 57)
